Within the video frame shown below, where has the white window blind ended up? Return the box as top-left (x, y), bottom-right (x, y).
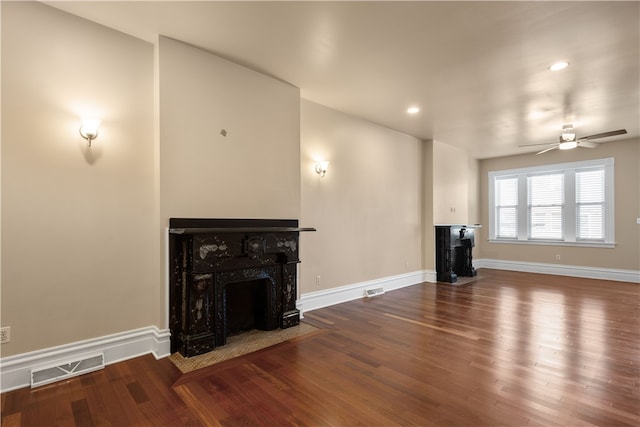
top-left (576, 168), bottom-right (605, 240)
top-left (528, 173), bottom-right (564, 240)
top-left (495, 177), bottom-right (518, 238)
top-left (488, 158), bottom-right (614, 247)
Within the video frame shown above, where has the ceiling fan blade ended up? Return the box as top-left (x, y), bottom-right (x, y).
top-left (578, 141), bottom-right (598, 148)
top-left (536, 145), bottom-right (559, 155)
top-left (578, 129), bottom-right (627, 141)
top-left (519, 142), bottom-right (557, 147)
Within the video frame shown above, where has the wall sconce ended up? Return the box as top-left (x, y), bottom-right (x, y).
top-left (79, 118), bottom-right (101, 147)
top-left (315, 161), bottom-right (329, 178)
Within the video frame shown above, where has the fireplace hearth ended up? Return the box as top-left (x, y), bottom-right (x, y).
top-left (168, 218), bottom-right (315, 357)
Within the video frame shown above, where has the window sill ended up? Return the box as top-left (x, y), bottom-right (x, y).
top-left (488, 239), bottom-right (615, 249)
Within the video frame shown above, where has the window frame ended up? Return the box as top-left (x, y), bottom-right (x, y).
top-left (488, 158), bottom-right (615, 248)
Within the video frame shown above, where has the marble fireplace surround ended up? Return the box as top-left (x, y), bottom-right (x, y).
top-left (168, 218), bottom-right (315, 357)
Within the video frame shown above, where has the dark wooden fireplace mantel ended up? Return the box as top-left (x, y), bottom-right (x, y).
top-left (169, 218), bottom-right (316, 235)
top-left (169, 218), bottom-right (315, 357)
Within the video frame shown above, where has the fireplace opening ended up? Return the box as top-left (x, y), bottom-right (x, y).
top-left (225, 279), bottom-right (271, 337)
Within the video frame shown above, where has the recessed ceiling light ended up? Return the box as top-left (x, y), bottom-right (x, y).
top-left (407, 106), bottom-right (420, 114)
top-left (549, 61), bottom-right (569, 71)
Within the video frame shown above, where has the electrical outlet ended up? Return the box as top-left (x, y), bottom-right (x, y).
top-left (555, 254), bottom-right (561, 261)
top-left (0, 326), bottom-right (11, 344)
top-left (315, 275), bottom-right (321, 286)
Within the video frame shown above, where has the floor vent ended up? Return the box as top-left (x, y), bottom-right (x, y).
top-left (31, 353), bottom-right (105, 388)
top-left (365, 287), bottom-right (385, 298)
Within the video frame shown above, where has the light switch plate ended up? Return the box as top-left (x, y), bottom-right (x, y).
top-left (637, 217), bottom-right (640, 224)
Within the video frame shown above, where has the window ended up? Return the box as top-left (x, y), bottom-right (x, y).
top-left (528, 173), bottom-right (564, 240)
top-left (488, 158), bottom-right (614, 247)
top-left (576, 168), bottom-right (605, 240)
top-left (495, 177), bottom-right (518, 238)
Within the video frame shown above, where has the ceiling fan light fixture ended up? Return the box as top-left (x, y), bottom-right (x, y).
top-left (558, 140), bottom-right (578, 150)
top-left (560, 124), bottom-right (575, 142)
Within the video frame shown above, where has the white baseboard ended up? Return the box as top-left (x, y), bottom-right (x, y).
top-left (475, 259), bottom-right (640, 283)
top-left (297, 270), bottom-right (436, 315)
top-left (0, 326), bottom-right (171, 393)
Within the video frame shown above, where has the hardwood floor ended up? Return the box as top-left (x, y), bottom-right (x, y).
top-left (2, 269), bottom-right (639, 426)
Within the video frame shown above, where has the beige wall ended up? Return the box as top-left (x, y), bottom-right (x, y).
top-left (430, 140), bottom-right (479, 225)
top-left (158, 37), bottom-right (301, 223)
top-left (300, 100), bottom-right (423, 293)
top-left (422, 141), bottom-right (435, 270)
top-left (466, 154), bottom-right (481, 254)
top-left (467, 155), bottom-right (480, 224)
top-left (478, 137), bottom-right (640, 270)
top-left (1, 2), bottom-right (158, 356)
top-left (433, 140), bottom-right (469, 224)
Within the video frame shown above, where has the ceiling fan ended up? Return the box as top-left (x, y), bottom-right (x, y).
top-left (521, 124), bottom-right (627, 155)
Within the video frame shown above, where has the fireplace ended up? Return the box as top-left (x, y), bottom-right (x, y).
top-left (435, 224), bottom-right (479, 283)
top-left (168, 218), bottom-right (314, 357)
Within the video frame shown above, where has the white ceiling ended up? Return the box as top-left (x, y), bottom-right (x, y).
top-left (44, 1), bottom-right (639, 159)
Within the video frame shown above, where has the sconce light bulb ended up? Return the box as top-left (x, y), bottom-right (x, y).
top-left (79, 119), bottom-right (101, 147)
top-left (315, 161), bottom-right (330, 178)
